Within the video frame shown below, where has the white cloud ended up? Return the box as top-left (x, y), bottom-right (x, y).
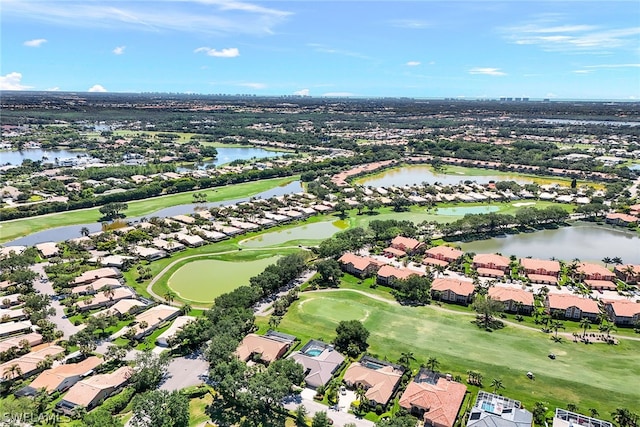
top-left (573, 70), bottom-right (592, 74)
top-left (239, 82), bottom-right (266, 89)
top-left (308, 43), bottom-right (371, 60)
top-left (390, 19), bottom-right (430, 29)
top-left (406, 61), bottom-right (421, 67)
top-left (293, 89), bottom-right (310, 96)
top-left (195, 47), bottom-right (239, 57)
top-left (23, 38), bottom-right (47, 47)
top-left (46, 86), bottom-right (60, 91)
top-left (585, 63), bottom-right (640, 69)
top-left (88, 84), bottom-right (107, 92)
top-left (469, 67), bottom-right (507, 76)
top-left (0, 72), bottom-right (32, 90)
top-left (113, 46), bottom-right (126, 55)
top-left (2, 0), bottom-right (292, 36)
top-left (322, 92), bottom-right (354, 97)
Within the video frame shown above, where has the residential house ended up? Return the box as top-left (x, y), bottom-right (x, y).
top-left (614, 264), bottom-right (640, 285)
top-left (377, 265), bottom-right (424, 287)
top-left (577, 263), bottom-right (615, 281)
top-left (151, 238), bottom-right (186, 253)
top-left (77, 287), bottom-right (136, 312)
top-left (487, 287), bottom-right (534, 314)
top-left (130, 304), bottom-right (181, 340)
top-left (34, 242), bottom-right (59, 258)
top-left (0, 321), bottom-right (34, 338)
top-left (547, 294), bottom-right (600, 320)
top-left (288, 340), bottom-right (345, 389)
top-left (343, 356), bottom-right (404, 407)
top-left (92, 299), bottom-right (146, 318)
top-left (156, 315), bottom-right (196, 347)
top-left (16, 356), bottom-right (102, 396)
top-left (472, 254), bottom-right (510, 278)
top-left (552, 409), bottom-right (613, 427)
top-left (71, 277), bottom-right (121, 295)
top-left (605, 301), bottom-right (640, 326)
top-left (423, 246), bottom-right (464, 267)
top-left (399, 369), bottom-right (467, 427)
top-left (338, 253), bottom-right (385, 278)
top-left (72, 267), bottom-right (121, 286)
top-left (132, 246), bottom-right (167, 262)
top-left (235, 332), bottom-right (295, 364)
top-left (0, 332), bottom-right (42, 354)
top-left (55, 366), bottom-right (133, 415)
top-left (467, 391), bottom-right (533, 427)
top-left (0, 345), bottom-right (65, 381)
top-left (431, 278), bottom-right (475, 305)
top-left (390, 236), bottom-right (424, 254)
top-left (605, 213), bottom-right (638, 226)
top-left (383, 246), bottom-right (407, 258)
top-left (173, 232), bottom-right (206, 248)
top-left (519, 258), bottom-right (560, 285)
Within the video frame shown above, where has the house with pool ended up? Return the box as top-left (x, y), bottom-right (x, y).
top-left (343, 356), bottom-right (405, 408)
top-left (467, 391), bottom-right (533, 427)
top-left (287, 340), bottom-right (345, 389)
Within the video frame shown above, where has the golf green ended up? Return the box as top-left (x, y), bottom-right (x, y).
top-left (167, 256), bottom-right (281, 302)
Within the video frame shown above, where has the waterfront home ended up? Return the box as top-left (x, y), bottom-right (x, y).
top-left (377, 265), bottom-right (425, 286)
top-left (472, 254), bottom-right (509, 277)
top-left (338, 253), bottom-right (385, 278)
top-left (487, 287), bottom-right (534, 314)
top-left (288, 340), bottom-right (345, 389)
top-left (235, 332), bottom-right (295, 365)
top-left (604, 300), bottom-right (640, 326)
top-left (55, 366), bottom-right (133, 415)
top-left (0, 345), bottom-right (65, 381)
top-left (614, 264), bottom-right (640, 284)
top-left (431, 278), bottom-right (475, 305)
top-left (519, 258), bottom-right (560, 284)
top-left (72, 267), bottom-right (121, 286)
top-left (343, 356), bottom-right (404, 407)
top-left (34, 242), bottom-right (59, 258)
top-left (423, 246), bottom-right (464, 267)
top-left (172, 214), bottom-right (196, 225)
top-left (577, 263), bottom-right (615, 281)
top-left (399, 368), bottom-right (467, 427)
top-left (605, 212), bottom-right (638, 226)
top-left (156, 315), bottom-right (196, 347)
top-left (16, 356), bottom-right (102, 396)
top-left (467, 391), bottom-right (533, 427)
top-left (195, 228), bottom-right (228, 242)
top-left (390, 236), bottom-right (424, 254)
top-left (546, 294), bottom-right (599, 320)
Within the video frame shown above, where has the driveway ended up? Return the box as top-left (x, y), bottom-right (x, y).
top-left (283, 389), bottom-right (374, 427)
top-left (31, 262), bottom-right (80, 339)
top-left (160, 352), bottom-right (210, 391)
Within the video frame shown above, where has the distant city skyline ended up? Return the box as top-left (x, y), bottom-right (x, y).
top-left (1, 0), bottom-right (639, 100)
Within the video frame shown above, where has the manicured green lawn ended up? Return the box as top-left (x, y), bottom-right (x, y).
top-left (167, 256), bottom-right (282, 302)
top-left (0, 176), bottom-right (299, 243)
top-left (268, 289), bottom-right (640, 417)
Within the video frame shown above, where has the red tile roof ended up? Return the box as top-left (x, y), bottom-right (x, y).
top-left (391, 236), bottom-right (422, 251)
top-left (606, 213), bottom-right (639, 223)
top-left (527, 274), bottom-right (558, 284)
top-left (431, 278), bottom-right (475, 296)
top-left (488, 287), bottom-right (534, 306)
top-left (520, 258), bottom-right (561, 275)
top-left (338, 253), bottom-right (384, 272)
top-left (584, 280), bottom-right (617, 290)
top-left (472, 253), bottom-right (509, 269)
top-left (608, 301), bottom-right (640, 317)
top-left (383, 247), bottom-right (407, 257)
top-left (547, 294), bottom-right (599, 314)
top-left (476, 268), bottom-right (505, 277)
top-left (399, 376), bottom-right (467, 427)
top-left (425, 246), bottom-right (464, 261)
top-left (377, 265), bottom-right (424, 281)
top-left (578, 263), bottom-right (615, 279)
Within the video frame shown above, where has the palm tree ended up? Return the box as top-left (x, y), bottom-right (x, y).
top-left (269, 315), bottom-right (282, 330)
top-left (552, 320), bottom-right (565, 342)
top-left (433, 264), bottom-right (446, 278)
top-left (611, 408), bottom-right (638, 427)
top-left (580, 317), bottom-right (592, 338)
top-left (164, 290), bottom-right (176, 304)
top-left (426, 356), bottom-right (440, 372)
top-left (398, 351), bottom-right (416, 369)
top-left (3, 363), bottom-right (22, 380)
top-left (180, 303), bottom-right (192, 316)
top-left (622, 265), bottom-right (637, 283)
top-left (567, 403), bottom-right (579, 412)
top-left (80, 227), bottom-right (90, 237)
top-left (602, 257), bottom-right (613, 268)
top-left (589, 408), bottom-right (599, 418)
top-left (490, 378), bottom-right (505, 394)
top-left (612, 257), bottom-right (623, 266)
top-left (103, 288), bottom-right (115, 300)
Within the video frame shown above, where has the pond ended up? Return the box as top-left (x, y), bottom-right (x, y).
top-left (168, 256), bottom-right (281, 303)
top-left (436, 206), bottom-right (499, 216)
top-left (0, 148), bottom-right (86, 166)
top-left (177, 147), bottom-right (290, 171)
top-left (240, 221), bottom-right (344, 248)
top-left (458, 224), bottom-right (640, 264)
top-left (357, 165), bottom-right (545, 188)
top-left (4, 180), bottom-right (304, 246)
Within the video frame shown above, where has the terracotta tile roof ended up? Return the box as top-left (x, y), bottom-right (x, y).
top-left (377, 265), bottom-right (425, 281)
top-left (343, 362), bottom-right (403, 405)
top-left (547, 294), bottom-right (599, 314)
top-left (607, 301), bottom-right (640, 318)
top-left (519, 258), bottom-right (560, 275)
top-left (391, 236), bottom-right (422, 251)
top-left (527, 274), bottom-right (558, 284)
top-left (0, 345), bottom-right (65, 378)
top-left (235, 334), bottom-right (289, 363)
top-left (28, 357), bottom-right (102, 393)
top-left (584, 280), bottom-right (617, 290)
top-left (61, 366), bottom-right (133, 407)
top-left (614, 264), bottom-right (640, 276)
top-left (578, 263), bottom-right (614, 278)
top-left (488, 287), bottom-right (534, 306)
top-left (473, 254), bottom-right (510, 269)
top-left (606, 213), bottom-right (638, 223)
top-left (425, 246), bottom-right (464, 261)
top-left (0, 332), bottom-right (42, 353)
top-left (423, 258), bottom-right (450, 267)
top-left (73, 267), bottom-right (121, 285)
top-left (399, 375), bottom-right (467, 427)
top-left (476, 268), bottom-right (505, 277)
top-left (431, 278), bottom-right (475, 296)
top-left (338, 253), bottom-right (385, 272)
top-left (71, 277), bottom-right (121, 295)
top-left (383, 247), bottom-right (407, 257)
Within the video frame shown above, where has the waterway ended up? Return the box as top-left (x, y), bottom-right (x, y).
top-left (176, 147), bottom-right (289, 171)
top-left (4, 180), bottom-right (303, 246)
top-left (458, 224), bottom-right (640, 264)
top-left (0, 148), bottom-right (85, 165)
top-left (358, 165), bottom-right (548, 187)
top-left (240, 221), bottom-right (343, 248)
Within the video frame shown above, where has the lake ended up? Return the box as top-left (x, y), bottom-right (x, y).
top-left (240, 221), bottom-right (344, 248)
top-left (358, 165), bottom-right (547, 188)
top-left (3, 180), bottom-right (304, 246)
top-left (0, 148), bottom-right (84, 165)
top-left (458, 224), bottom-right (640, 264)
top-left (177, 147), bottom-right (290, 171)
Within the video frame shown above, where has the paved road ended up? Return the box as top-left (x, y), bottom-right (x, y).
top-left (31, 262), bottom-right (80, 339)
top-left (160, 352), bottom-right (210, 391)
top-left (283, 390), bottom-right (374, 427)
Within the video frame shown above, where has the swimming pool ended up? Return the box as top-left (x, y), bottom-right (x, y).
top-left (305, 348), bottom-right (323, 357)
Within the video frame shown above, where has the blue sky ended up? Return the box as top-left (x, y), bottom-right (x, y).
top-left (1, 0), bottom-right (639, 99)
